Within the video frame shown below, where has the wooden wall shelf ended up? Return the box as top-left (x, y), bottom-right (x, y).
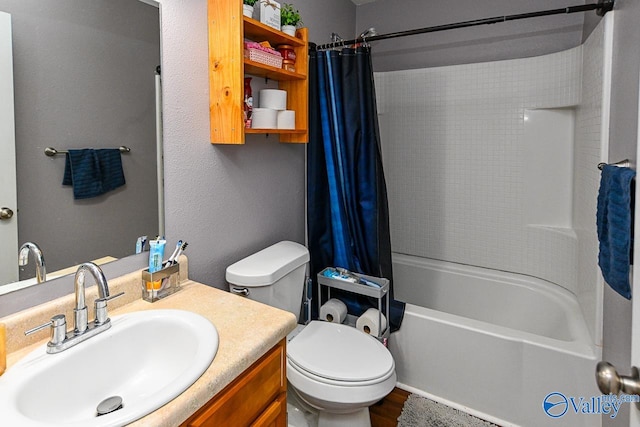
top-left (208, 1), bottom-right (309, 145)
top-left (243, 18), bottom-right (305, 47)
top-left (245, 128), bottom-right (307, 135)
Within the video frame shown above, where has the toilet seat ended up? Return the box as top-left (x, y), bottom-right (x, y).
top-left (286, 322), bottom-right (397, 414)
top-left (288, 357), bottom-right (395, 387)
top-left (287, 357), bottom-right (397, 413)
top-left (287, 321), bottom-right (395, 385)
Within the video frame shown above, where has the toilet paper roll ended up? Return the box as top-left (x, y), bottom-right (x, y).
top-left (356, 308), bottom-right (387, 336)
top-left (277, 110), bottom-right (296, 129)
top-left (251, 108), bottom-right (278, 129)
top-left (320, 298), bottom-right (347, 324)
top-left (259, 89), bottom-right (287, 110)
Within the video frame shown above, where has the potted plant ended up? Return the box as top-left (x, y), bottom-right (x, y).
top-left (280, 3), bottom-right (302, 36)
top-left (243, 0), bottom-right (257, 18)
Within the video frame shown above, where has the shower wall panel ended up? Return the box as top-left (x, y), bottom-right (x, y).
top-left (376, 48), bottom-right (582, 293)
top-left (574, 17), bottom-right (611, 345)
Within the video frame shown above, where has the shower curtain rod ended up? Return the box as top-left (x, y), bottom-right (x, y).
top-left (311, 0), bottom-right (614, 51)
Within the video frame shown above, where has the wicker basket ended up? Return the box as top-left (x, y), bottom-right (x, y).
top-left (244, 48), bottom-right (283, 68)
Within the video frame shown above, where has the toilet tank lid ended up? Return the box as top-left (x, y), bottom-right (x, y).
top-left (226, 241), bottom-right (310, 287)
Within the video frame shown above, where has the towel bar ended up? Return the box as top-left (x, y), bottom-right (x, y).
top-left (598, 159), bottom-right (631, 170)
top-left (44, 146), bottom-right (131, 157)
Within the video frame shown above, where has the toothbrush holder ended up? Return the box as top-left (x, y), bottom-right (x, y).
top-left (141, 263), bottom-right (181, 302)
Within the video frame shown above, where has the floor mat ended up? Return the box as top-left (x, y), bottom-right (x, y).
top-left (397, 394), bottom-right (495, 427)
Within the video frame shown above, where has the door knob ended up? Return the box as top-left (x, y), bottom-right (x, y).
top-left (0, 207), bottom-right (13, 220)
top-left (596, 361), bottom-right (640, 395)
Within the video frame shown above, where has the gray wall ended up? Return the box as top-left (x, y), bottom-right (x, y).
top-left (160, 0), bottom-right (355, 290)
top-left (355, 0), bottom-right (585, 71)
top-left (1, 0), bottom-right (160, 276)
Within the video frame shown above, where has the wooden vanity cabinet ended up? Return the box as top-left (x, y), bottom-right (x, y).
top-left (180, 339), bottom-right (287, 427)
top-left (208, 0), bottom-right (309, 144)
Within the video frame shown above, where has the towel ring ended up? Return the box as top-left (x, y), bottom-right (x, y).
top-left (44, 146), bottom-right (131, 157)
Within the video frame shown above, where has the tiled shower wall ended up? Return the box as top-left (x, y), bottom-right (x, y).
top-left (574, 18), bottom-right (611, 346)
top-left (376, 19), bottom-right (609, 344)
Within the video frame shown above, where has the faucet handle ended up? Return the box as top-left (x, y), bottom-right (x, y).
top-left (25, 314), bottom-right (67, 346)
top-left (94, 292), bottom-right (125, 325)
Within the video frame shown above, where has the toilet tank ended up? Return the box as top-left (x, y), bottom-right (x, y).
top-left (225, 241), bottom-right (310, 321)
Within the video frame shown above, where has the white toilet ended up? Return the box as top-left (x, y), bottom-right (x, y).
top-left (226, 241), bottom-right (396, 427)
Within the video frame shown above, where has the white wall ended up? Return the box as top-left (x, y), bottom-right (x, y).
top-left (574, 15), bottom-right (613, 351)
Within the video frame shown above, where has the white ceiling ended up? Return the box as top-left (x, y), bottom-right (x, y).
top-left (351, 0), bottom-right (379, 5)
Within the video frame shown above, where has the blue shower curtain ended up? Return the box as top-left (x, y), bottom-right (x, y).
top-left (307, 46), bottom-right (404, 331)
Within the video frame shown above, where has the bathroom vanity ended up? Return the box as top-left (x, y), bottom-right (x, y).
top-left (180, 339), bottom-right (286, 426)
top-left (1, 265), bottom-right (297, 426)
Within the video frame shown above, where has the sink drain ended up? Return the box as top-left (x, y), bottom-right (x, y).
top-left (96, 396), bottom-right (123, 416)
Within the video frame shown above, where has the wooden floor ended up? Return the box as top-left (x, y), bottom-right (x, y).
top-left (370, 387), bottom-right (411, 427)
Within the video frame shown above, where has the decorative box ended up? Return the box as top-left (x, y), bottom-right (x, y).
top-left (257, 0), bottom-right (281, 31)
top-left (244, 48), bottom-right (283, 68)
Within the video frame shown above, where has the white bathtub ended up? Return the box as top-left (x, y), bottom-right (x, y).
top-left (389, 254), bottom-right (601, 427)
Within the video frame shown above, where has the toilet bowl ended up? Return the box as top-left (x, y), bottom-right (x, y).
top-left (226, 241), bottom-right (396, 427)
top-left (287, 321), bottom-right (396, 426)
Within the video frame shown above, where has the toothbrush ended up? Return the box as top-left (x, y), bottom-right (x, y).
top-left (159, 240), bottom-right (184, 291)
top-left (164, 240), bottom-right (183, 267)
top-left (172, 242), bottom-right (188, 265)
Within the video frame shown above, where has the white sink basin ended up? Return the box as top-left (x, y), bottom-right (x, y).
top-left (0, 309), bottom-right (219, 426)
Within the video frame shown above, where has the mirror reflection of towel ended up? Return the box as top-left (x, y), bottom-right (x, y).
top-left (62, 149), bottom-right (125, 199)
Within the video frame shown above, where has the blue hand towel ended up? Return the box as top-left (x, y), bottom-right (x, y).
top-left (63, 149), bottom-right (125, 199)
top-left (596, 165), bottom-right (636, 299)
top-left (95, 148), bottom-right (126, 192)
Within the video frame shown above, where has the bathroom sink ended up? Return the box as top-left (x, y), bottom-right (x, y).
top-left (0, 309), bottom-right (219, 426)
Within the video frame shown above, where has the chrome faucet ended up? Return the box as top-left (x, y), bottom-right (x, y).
top-left (73, 262), bottom-right (110, 334)
top-left (24, 262), bottom-right (124, 354)
top-left (18, 242), bottom-right (47, 283)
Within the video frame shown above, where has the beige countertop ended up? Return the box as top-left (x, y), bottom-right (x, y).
top-left (1, 268), bottom-right (297, 426)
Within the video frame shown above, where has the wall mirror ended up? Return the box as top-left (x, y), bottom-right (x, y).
top-left (0, 0), bottom-right (162, 294)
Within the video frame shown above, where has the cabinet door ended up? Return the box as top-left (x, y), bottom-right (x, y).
top-left (182, 339), bottom-right (286, 427)
top-left (250, 393), bottom-right (286, 427)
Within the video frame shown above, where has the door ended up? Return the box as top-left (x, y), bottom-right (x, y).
top-left (630, 75), bottom-right (640, 426)
top-left (0, 11), bottom-right (18, 285)
top-left (599, 23), bottom-right (640, 426)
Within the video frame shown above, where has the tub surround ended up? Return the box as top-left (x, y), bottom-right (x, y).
top-left (2, 261), bottom-right (297, 426)
top-left (377, 13), bottom-right (613, 349)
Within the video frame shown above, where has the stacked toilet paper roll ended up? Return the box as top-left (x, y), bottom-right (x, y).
top-left (251, 108), bottom-right (278, 129)
top-left (259, 89), bottom-right (287, 110)
top-left (320, 298), bottom-right (347, 324)
top-left (356, 308), bottom-right (387, 336)
top-left (277, 110), bottom-right (295, 129)
top-left (253, 89), bottom-right (295, 130)
top-left (260, 89), bottom-right (287, 110)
